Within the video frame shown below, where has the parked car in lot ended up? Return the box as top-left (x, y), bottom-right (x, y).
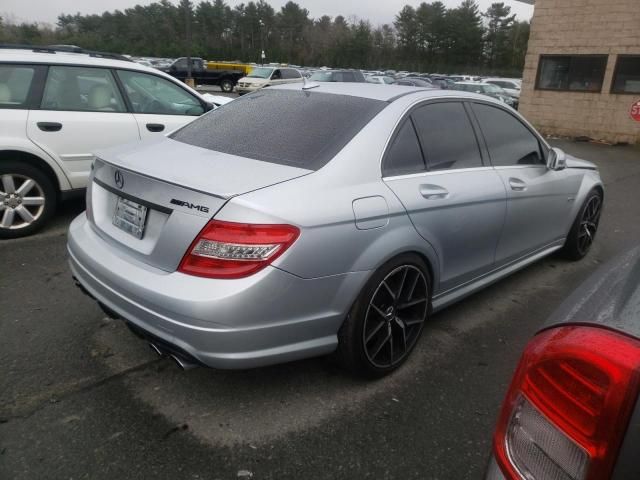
top-left (308, 69), bottom-right (366, 82)
top-left (486, 246), bottom-right (640, 480)
top-left (395, 78), bottom-right (435, 88)
top-left (68, 83), bottom-right (603, 378)
top-left (0, 45), bottom-right (214, 238)
top-left (161, 57), bottom-right (243, 92)
top-left (366, 75), bottom-right (396, 85)
top-left (452, 82), bottom-right (515, 107)
top-left (484, 77), bottom-right (522, 101)
top-left (235, 66), bottom-right (303, 95)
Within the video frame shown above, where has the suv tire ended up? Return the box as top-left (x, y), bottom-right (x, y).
top-left (0, 161), bottom-right (57, 239)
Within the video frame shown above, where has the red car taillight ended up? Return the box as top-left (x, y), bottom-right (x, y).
top-left (178, 220), bottom-right (300, 279)
top-left (493, 326), bottom-right (640, 480)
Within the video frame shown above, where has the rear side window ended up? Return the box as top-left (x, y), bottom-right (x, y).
top-left (382, 120), bottom-right (425, 177)
top-left (472, 103), bottom-right (544, 167)
top-left (0, 65), bottom-right (35, 108)
top-left (171, 90), bottom-right (386, 170)
top-left (41, 66), bottom-right (126, 113)
top-left (282, 69), bottom-right (301, 79)
top-left (412, 102), bottom-right (482, 171)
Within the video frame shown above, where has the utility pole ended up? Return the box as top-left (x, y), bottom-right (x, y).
top-left (183, 0), bottom-right (194, 88)
top-left (259, 19), bottom-right (265, 66)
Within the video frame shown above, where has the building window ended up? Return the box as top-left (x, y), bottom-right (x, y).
top-left (536, 55), bottom-right (608, 92)
top-left (611, 56), bottom-right (640, 94)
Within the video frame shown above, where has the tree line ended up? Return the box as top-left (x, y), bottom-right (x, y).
top-left (0, 0), bottom-right (530, 76)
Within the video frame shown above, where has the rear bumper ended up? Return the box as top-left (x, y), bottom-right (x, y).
top-left (68, 214), bottom-right (368, 369)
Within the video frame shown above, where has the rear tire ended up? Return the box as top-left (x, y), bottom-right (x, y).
top-left (336, 253), bottom-right (431, 378)
top-left (0, 161), bottom-right (56, 239)
top-left (562, 189), bottom-right (603, 261)
top-left (220, 79), bottom-right (234, 93)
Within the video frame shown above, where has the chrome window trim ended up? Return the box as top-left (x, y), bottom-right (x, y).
top-left (383, 166), bottom-right (494, 181)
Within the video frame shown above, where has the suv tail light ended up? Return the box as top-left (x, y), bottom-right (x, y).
top-left (493, 326), bottom-right (640, 480)
top-left (178, 220), bottom-right (299, 279)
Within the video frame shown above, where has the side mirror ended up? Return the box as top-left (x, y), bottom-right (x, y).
top-left (204, 102), bottom-right (215, 112)
top-left (547, 147), bottom-right (567, 171)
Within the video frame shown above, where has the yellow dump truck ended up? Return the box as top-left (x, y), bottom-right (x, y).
top-left (206, 61), bottom-right (254, 76)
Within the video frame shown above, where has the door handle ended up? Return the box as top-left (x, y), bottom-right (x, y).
top-left (37, 122), bottom-right (62, 132)
top-left (146, 123), bottom-right (165, 132)
top-left (419, 184), bottom-right (449, 200)
top-left (508, 178), bottom-right (527, 192)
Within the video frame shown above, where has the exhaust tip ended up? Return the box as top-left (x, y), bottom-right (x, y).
top-left (170, 354), bottom-right (197, 371)
top-left (149, 342), bottom-right (164, 356)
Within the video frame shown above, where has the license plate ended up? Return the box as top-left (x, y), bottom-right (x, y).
top-left (112, 197), bottom-right (148, 239)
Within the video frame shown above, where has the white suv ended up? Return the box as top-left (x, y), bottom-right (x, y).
top-left (0, 46), bottom-right (214, 238)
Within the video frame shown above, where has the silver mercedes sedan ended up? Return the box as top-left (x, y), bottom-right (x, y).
top-left (68, 83), bottom-right (604, 377)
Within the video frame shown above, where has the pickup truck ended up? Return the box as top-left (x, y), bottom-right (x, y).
top-left (161, 57), bottom-right (245, 92)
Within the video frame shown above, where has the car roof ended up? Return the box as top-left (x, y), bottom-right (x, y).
top-left (0, 48), bottom-right (161, 74)
top-left (270, 82), bottom-right (500, 103)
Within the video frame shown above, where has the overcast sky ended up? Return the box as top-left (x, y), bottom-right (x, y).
top-left (2, 0), bottom-right (534, 26)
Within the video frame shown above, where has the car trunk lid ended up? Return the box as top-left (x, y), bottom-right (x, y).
top-left (87, 139), bottom-right (311, 272)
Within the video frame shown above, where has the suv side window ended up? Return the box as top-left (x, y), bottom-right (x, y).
top-left (382, 119), bottom-right (425, 177)
top-left (282, 69), bottom-right (300, 79)
top-left (0, 65), bottom-right (35, 108)
top-left (411, 102), bottom-right (483, 171)
top-left (41, 66), bottom-right (126, 112)
top-left (472, 103), bottom-right (545, 166)
top-left (117, 70), bottom-right (204, 116)
top-left (272, 69), bottom-right (282, 80)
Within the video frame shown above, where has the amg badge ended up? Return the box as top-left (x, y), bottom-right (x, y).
top-left (170, 199), bottom-right (210, 213)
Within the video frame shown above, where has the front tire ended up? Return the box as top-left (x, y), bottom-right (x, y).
top-left (337, 253), bottom-right (431, 378)
top-left (0, 161), bottom-right (56, 239)
top-left (220, 79), bottom-right (234, 93)
top-left (562, 189), bottom-right (603, 261)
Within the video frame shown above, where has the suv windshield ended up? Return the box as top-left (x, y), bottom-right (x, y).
top-left (170, 90), bottom-right (386, 170)
top-left (309, 71), bottom-right (333, 82)
top-left (247, 67), bottom-right (273, 79)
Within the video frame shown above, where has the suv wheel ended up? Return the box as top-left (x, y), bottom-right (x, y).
top-left (220, 79), bottom-right (234, 93)
top-left (336, 254), bottom-right (431, 378)
top-left (0, 161), bottom-right (56, 239)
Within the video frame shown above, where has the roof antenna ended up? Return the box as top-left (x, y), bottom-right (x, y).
top-left (302, 76), bottom-right (320, 90)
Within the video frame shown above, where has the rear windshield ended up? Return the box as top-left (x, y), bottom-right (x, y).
top-left (170, 89), bottom-right (386, 170)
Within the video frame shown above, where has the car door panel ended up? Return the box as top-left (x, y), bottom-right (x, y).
top-left (383, 101), bottom-right (507, 294)
top-left (493, 166), bottom-right (578, 265)
top-left (26, 110), bottom-right (140, 188)
top-left (386, 170), bottom-right (507, 292)
top-left (470, 102), bottom-right (578, 265)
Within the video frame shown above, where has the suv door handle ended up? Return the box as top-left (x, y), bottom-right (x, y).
top-left (419, 184), bottom-right (449, 200)
top-left (509, 178), bottom-right (527, 191)
top-left (146, 123), bottom-right (165, 132)
top-left (37, 122), bottom-right (62, 132)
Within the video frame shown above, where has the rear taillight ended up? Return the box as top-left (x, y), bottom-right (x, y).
top-left (493, 326), bottom-right (640, 480)
top-left (178, 220), bottom-right (299, 279)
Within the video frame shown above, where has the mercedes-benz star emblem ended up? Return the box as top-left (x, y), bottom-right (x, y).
top-left (114, 170), bottom-right (124, 189)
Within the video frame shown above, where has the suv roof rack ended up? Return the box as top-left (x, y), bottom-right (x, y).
top-left (0, 44), bottom-right (133, 62)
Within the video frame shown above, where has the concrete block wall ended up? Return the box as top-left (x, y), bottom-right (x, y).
top-left (519, 0), bottom-right (640, 143)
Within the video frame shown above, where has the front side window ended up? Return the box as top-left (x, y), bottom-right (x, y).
top-left (383, 120), bottom-right (425, 177)
top-left (412, 102), bottom-right (482, 171)
top-left (611, 56), bottom-right (640, 94)
top-left (0, 65), bottom-right (35, 108)
top-left (117, 70), bottom-right (204, 116)
top-left (472, 103), bottom-right (544, 167)
top-left (536, 55), bottom-right (608, 92)
top-left (41, 66), bottom-right (125, 112)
